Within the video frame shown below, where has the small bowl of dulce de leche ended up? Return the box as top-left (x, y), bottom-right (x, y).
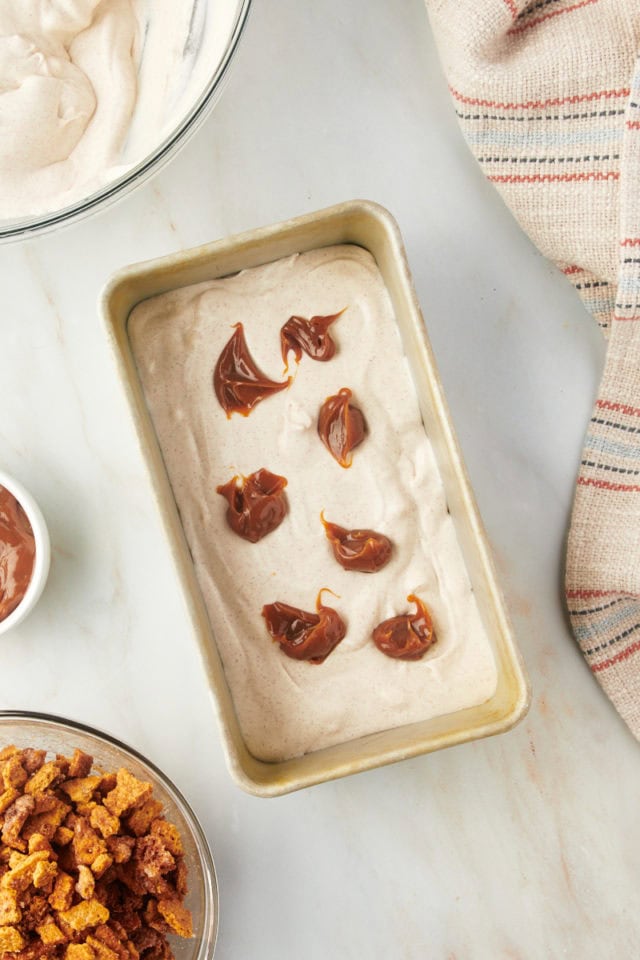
top-left (0, 470), bottom-right (50, 636)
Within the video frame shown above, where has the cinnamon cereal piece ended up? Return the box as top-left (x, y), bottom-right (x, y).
top-left (36, 921), bottom-right (66, 946)
top-left (22, 894), bottom-right (50, 930)
top-left (157, 898), bottom-right (192, 938)
top-left (68, 750), bottom-right (93, 780)
top-left (91, 923), bottom-right (140, 960)
top-left (96, 775), bottom-right (117, 797)
top-left (74, 803), bottom-right (97, 820)
top-left (2, 754), bottom-right (28, 791)
top-left (8, 850), bottom-right (26, 869)
top-left (65, 945), bottom-right (96, 960)
top-left (105, 836), bottom-right (134, 865)
top-left (21, 749), bottom-right (47, 775)
top-left (125, 800), bottom-right (163, 839)
top-left (57, 897), bottom-right (110, 932)
top-left (131, 927), bottom-right (171, 960)
top-left (0, 786), bottom-right (19, 815)
top-left (104, 771), bottom-right (152, 819)
top-left (28, 834), bottom-right (56, 858)
top-left (93, 924), bottom-right (129, 959)
top-left (134, 835), bottom-right (175, 882)
top-left (61, 778), bottom-right (102, 806)
top-left (24, 761), bottom-right (66, 797)
top-left (0, 887), bottom-right (21, 924)
top-left (13, 944), bottom-right (55, 960)
top-left (144, 898), bottom-right (170, 935)
top-left (23, 798), bottom-right (71, 841)
top-left (149, 821), bottom-right (183, 858)
top-left (53, 826), bottom-right (74, 847)
top-left (2, 795), bottom-right (35, 851)
top-left (75, 864), bottom-right (95, 900)
top-left (86, 935), bottom-right (119, 960)
top-left (90, 806), bottom-right (120, 841)
top-left (33, 794), bottom-right (61, 816)
top-left (0, 746), bottom-right (18, 761)
top-left (0, 923), bottom-right (25, 951)
top-left (90, 853), bottom-right (113, 879)
top-left (72, 818), bottom-right (107, 866)
top-left (173, 859), bottom-right (188, 898)
top-left (32, 860), bottom-right (58, 892)
top-left (48, 871), bottom-right (75, 912)
top-left (1, 851), bottom-right (50, 892)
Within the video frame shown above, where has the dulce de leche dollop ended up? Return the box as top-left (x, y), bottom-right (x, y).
top-left (262, 590), bottom-right (346, 664)
top-left (214, 323), bottom-right (290, 417)
top-left (280, 310), bottom-right (344, 369)
top-left (216, 468), bottom-right (288, 543)
top-left (0, 486), bottom-right (35, 622)
top-left (372, 595), bottom-right (435, 661)
top-left (321, 513), bottom-right (392, 573)
top-left (317, 387), bottom-right (366, 468)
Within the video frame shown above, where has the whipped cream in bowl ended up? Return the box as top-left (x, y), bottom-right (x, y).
top-left (0, 0), bottom-right (251, 239)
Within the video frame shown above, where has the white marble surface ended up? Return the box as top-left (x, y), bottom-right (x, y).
top-left (0, 0), bottom-right (637, 957)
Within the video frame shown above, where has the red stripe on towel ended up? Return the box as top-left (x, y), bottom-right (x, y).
top-left (489, 171), bottom-right (618, 184)
top-left (597, 400), bottom-right (640, 418)
top-left (448, 87), bottom-right (629, 111)
top-left (578, 477), bottom-right (640, 493)
top-left (566, 589), bottom-right (640, 600)
top-left (592, 639), bottom-right (640, 673)
top-left (509, 0), bottom-right (600, 36)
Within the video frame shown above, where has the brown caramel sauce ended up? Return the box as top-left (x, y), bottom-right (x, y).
top-left (214, 323), bottom-right (290, 417)
top-left (280, 309), bottom-right (344, 370)
top-left (317, 387), bottom-right (366, 468)
top-left (262, 589), bottom-right (346, 663)
top-left (216, 469), bottom-right (288, 543)
top-left (321, 512), bottom-right (392, 573)
top-left (372, 594), bottom-right (435, 661)
top-left (0, 486), bottom-right (35, 622)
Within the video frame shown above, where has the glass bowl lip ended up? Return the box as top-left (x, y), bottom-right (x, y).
top-left (0, 709), bottom-right (219, 959)
top-left (0, 0), bottom-right (252, 243)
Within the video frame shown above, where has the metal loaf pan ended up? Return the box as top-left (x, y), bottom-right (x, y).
top-left (102, 200), bottom-right (530, 797)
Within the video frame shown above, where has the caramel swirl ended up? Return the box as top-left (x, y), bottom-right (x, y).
top-left (262, 589), bottom-right (346, 664)
top-left (321, 513), bottom-right (392, 573)
top-left (280, 309), bottom-right (344, 369)
top-left (217, 469), bottom-right (288, 543)
top-left (317, 387), bottom-right (366, 468)
top-left (214, 323), bottom-right (290, 417)
top-left (0, 486), bottom-right (35, 622)
top-left (372, 594), bottom-right (435, 661)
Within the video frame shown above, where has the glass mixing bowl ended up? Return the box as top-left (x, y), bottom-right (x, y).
top-left (0, 711), bottom-right (219, 959)
top-left (0, 0), bottom-right (251, 242)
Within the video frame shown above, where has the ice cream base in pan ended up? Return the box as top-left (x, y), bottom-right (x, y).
top-left (128, 244), bottom-right (497, 763)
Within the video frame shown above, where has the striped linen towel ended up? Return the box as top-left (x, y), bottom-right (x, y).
top-left (425, 0), bottom-right (640, 737)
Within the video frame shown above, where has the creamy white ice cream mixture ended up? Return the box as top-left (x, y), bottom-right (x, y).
top-left (0, 0), bottom-right (238, 220)
top-left (129, 245), bottom-right (498, 762)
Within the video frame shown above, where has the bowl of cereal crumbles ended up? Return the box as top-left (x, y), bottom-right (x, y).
top-left (0, 712), bottom-right (218, 959)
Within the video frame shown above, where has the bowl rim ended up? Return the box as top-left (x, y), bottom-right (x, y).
top-left (0, 470), bottom-right (51, 636)
top-left (0, 709), bottom-right (219, 958)
top-left (0, 0), bottom-right (253, 242)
